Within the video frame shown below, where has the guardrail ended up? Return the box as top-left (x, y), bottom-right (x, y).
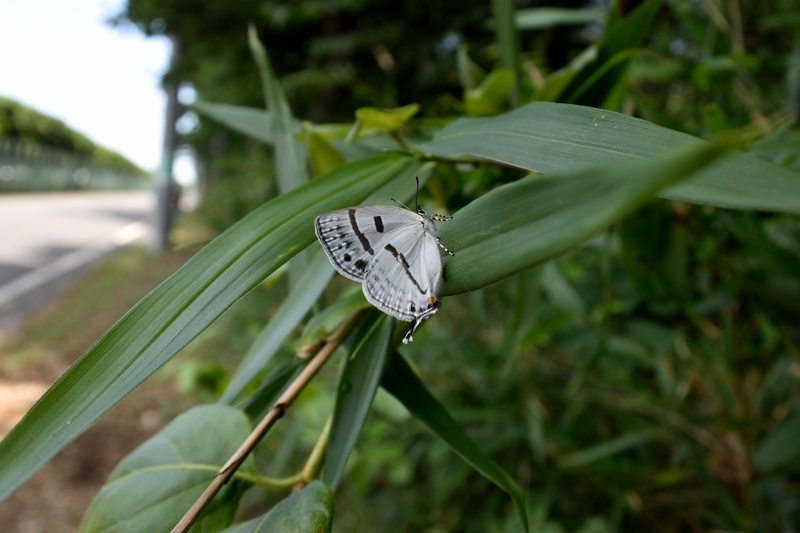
top-left (0, 138), bottom-right (149, 192)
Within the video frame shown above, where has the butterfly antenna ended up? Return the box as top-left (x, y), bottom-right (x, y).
top-left (415, 176), bottom-right (421, 211)
top-left (390, 197), bottom-right (412, 211)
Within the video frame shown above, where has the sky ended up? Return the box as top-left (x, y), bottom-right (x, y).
top-left (0, 0), bottom-right (170, 172)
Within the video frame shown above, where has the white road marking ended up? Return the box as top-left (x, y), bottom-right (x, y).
top-left (0, 221), bottom-right (148, 308)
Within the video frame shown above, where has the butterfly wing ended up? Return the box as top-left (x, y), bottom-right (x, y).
top-left (314, 205), bottom-right (421, 282)
top-left (362, 224), bottom-right (443, 323)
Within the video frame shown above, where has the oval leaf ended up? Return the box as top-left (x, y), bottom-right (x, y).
top-left (80, 405), bottom-right (251, 532)
top-left (220, 481), bottom-right (333, 533)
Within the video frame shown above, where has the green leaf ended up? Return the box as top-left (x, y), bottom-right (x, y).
top-left (754, 411), bottom-right (800, 472)
top-left (515, 7), bottom-right (605, 30)
top-left (559, 0), bottom-right (662, 107)
top-left (354, 104), bottom-right (420, 133)
top-left (192, 101), bottom-right (293, 145)
top-left (192, 100), bottom-right (391, 163)
top-left (0, 153), bottom-right (414, 505)
top-left (220, 480), bottom-right (333, 533)
top-left (541, 262), bottom-right (586, 316)
top-left (465, 68), bottom-right (513, 116)
top-left (299, 289), bottom-right (371, 346)
top-left (456, 44), bottom-right (486, 91)
top-left (306, 127), bottom-right (346, 177)
top-left (419, 102), bottom-right (800, 214)
top-left (620, 203), bottom-right (688, 306)
top-left (436, 139), bottom-right (733, 296)
top-left (241, 358), bottom-right (306, 420)
top-left (557, 429), bottom-right (666, 468)
top-left (491, 0), bottom-right (522, 106)
top-left (382, 353), bottom-right (529, 532)
top-left (80, 405), bottom-right (251, 532)
top-left (248, 25), bottom-right (308, 194)
top-left (221, 250), bottom-right (334, 404)
top-left (323, 313), bottom-right (393, 489)
top-left (534, 46), bottom-right (598, 103)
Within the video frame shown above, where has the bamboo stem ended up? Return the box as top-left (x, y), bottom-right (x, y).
top-left (171, 312), bottom-right (361, 533)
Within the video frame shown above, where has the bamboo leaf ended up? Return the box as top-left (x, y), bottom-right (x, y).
top-left (557, 429), bottom-right (666, 468)
top-left (382, 353), bottom-right (529, 532)
top-left (221, 251), bottom-right (334, 404)
top-left (491, 0), bottom-right (521, 106)
top-left (560, 0), bottom-right (662, 107)
top-left (192, 101), bottom-right (292, 145)
top-left (248, 25), bottom-right (308, 193)
top-left (419, 102), bottom-right (800, 214)
top-left (515, 7), bottom-right (605, 30)
top-left (323, 313), bottom-right (392, 489)
top-left (437, 139), bottom-right (734, 295)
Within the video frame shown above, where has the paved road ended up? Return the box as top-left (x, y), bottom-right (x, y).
top-left (0, 191), bottom-right (152, 336)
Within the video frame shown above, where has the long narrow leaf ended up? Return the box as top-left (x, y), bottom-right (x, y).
top-left (382, 354), bottom-right (529, 532)
top-left (221, 250), bottom-right (334, 404)
top-left (560, 0), bottom-right (661, 107)
top-left (515, 8), bottom-right (604, 30)
top-left (0, 153), bottom-right (413, 504)
top-left (419, 102), bottom-right (800, 214)
top-left (323, 313), bottom-right (392, 489)
top-left (491, 0), bottom-right (521, 107)
top-left (192, 101), bottom-right (293, 145)
top-left (436, 139), bottom-right (733, 295)
top-left (248, 25), bottom-right (308, 193)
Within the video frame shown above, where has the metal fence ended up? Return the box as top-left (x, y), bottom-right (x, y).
top-left (0, 138), bottom-right (149, 193)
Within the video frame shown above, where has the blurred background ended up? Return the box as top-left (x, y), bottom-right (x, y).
top-left (1, 0), bottom-right (799, 531)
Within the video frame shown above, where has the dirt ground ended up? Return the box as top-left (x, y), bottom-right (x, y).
top-left (0, 245), bottom-right (198, 532)
top-left (0, 349), bottom-right (184, 532)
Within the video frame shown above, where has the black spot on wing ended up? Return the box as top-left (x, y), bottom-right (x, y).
top-left (373, 216), bottom-right (384, 233)
top-left (354, 259), bottom-right (368, 272)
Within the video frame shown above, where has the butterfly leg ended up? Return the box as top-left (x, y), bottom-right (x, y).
top-left (402, 298), bottom-right (441, 344)
top-left (436, 238), bottom-right (454, 256)
top-left (431, 213), bottom-right (454, 256)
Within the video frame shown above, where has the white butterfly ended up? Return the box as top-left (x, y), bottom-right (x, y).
top-left (314, 191), bottom-right (452, 344)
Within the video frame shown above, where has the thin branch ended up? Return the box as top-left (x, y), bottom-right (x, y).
top-left (171, 312), bottom-right (363, 533)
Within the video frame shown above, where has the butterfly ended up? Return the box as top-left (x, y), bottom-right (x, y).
top-left (314, 183), bottom-right (452, 343)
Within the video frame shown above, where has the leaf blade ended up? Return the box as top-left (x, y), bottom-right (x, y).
top-left (420, 102), bottom-right (800, 214)
top-left (437, 139), bottom-right (733, 295)
top-left (382, 353), bottom-right (529, 532)
top-left (79, 405), bottom-right (251, 532)
top-left (322, 313), bottom-right (393, 489)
